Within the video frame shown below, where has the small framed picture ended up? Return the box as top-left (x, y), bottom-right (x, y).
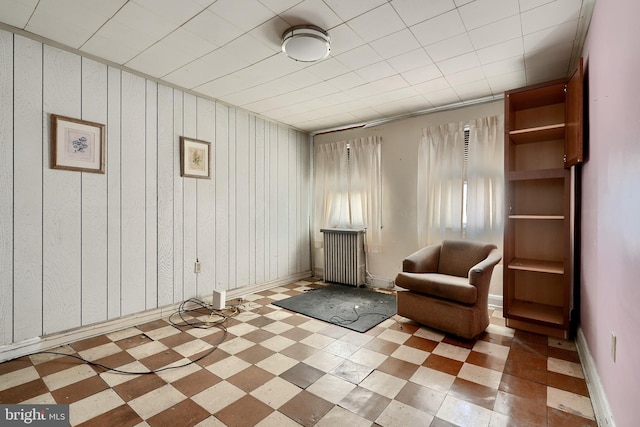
top-left (180, 136), bottom-right (211, 179)
top-left (51, 114), bottom-right (106, 174)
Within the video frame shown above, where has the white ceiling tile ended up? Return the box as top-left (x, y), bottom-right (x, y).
top-left (279, 0), bottom-right (342, 29)
top-left (402, 64), bottom-right (443, 85)
top-left (125, 28), bottom-right (216, 78)
top-left (163, 49), bottom-right (250, 89)
top-left (305, 58), bottom-right (351, 81)
top-left (112, 1), bottom-right (178, 40)
top-left (298, 81), bottom-right (341, 98)
top-left (344, 83), bottom-right (382, 99)
top-left (436, 51), bottom-right (481, 75)
top-left (521, 0), bottom-right (583, 34)
top-left (424, 87), bottom-right (460, 106)
top-left (369, 29), bottom-right (421, 60)
top-left (458, 0), bottom-right (519, 30)
top-left (413, 77), bottom-right (452, 94)
top-left (392, 0), bottom-right (456, 27)
top-left (476, 38), bottom-right (524, 65)
top-left (161, 28), bottom-right (216, 54)
top-left (232, 54), bottom-right (304, 86)
top-left (0, 0), bottom-right (38, 28)
top-left (525, 40), bottom-right (573, 69)
top-left (487, 69), bottom-right (527, 93)
top-left (424, 33), bottom-right (474, 62)
top-left (335, 45), bottom-right (383, 70)
top-left (468, 16), bottom-right (522, 50)
top-left (322, 0), bottom-right (387, 21)
top-left (126, 37), bottom-right (207, 78)
top-left (26, 0), bottom-right (126, 48)
top-left (183, 9), bottom-right (244, 46)
top-left (223, 33), bottom-right (276, 63)
top-left (26, 12), bottom-right (97, 49)
top-left (208, 0), bottom-right (275, 31)
top-left (482, 55), bottom-right (525, 77)
top-left (195, 74), bottom-right (250, 98)
top-left (454, 79), bottom-right (492, 99)
top-left (0, 0), bottom-right (589, 132)
top-left (248, 16), bottom-right (292, 52)
top-left (410, 10), bottom-right (466, 46)
top-left (384, 86), bottom-right (420, 101)
top-left (371, 75), bottom-right (411, 92)
top-left (519, 0), bottom-right (555, 12)
top-left (347, 3), bottom-right (405, 42)
top-left (387, 48), bottom-right (433, 73)
top-left (274, 69), bottom-right (323, 90)
top-left (523, 20), bottom-right (579, 52)
top-left (81, 20), bottom-right (156, 64)
top-left (133, 0), bottom-right (206, 26)
top-left (445, 66), bottom-right (486, 86)
top-left (355, 61), bottom-right (397, 82)
top-left (525, 60), bottom-right (569, 83)
top-left (327, 72), bottom-right (367, 91)
top-left (350, 106), bottom-right (383, 121)
top-left (258, 0), bottom-right (304, 14)
top-left (325, 23), bottom-right (365, 56)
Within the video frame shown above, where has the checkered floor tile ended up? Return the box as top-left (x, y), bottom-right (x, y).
top-left (0, 279), bottom-right (597, 426)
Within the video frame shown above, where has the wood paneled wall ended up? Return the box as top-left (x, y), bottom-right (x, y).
top-left (0, 30), bottom-right (311, 346)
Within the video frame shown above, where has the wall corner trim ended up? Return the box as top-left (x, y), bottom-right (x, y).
top-left (576, 327), bottom-right (616, 427)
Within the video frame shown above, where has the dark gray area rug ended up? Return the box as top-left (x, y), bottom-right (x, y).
top-left (272, 284), bottom-right (397, 333)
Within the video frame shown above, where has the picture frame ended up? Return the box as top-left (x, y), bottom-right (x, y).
top-left (180, 136), bottom-right (211, 179)
top-left (51, 114), bottom-right (106, 174)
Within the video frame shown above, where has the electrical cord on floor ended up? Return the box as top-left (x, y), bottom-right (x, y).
top-left (329, 305), bottom-right (391, 327)
top-left (23, 298), bottom-right (240, 375)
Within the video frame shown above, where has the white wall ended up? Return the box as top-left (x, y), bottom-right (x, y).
top-left (313, 101), bottom-right (504, 296)
top-left (0, 30), bottom-right (311, 347)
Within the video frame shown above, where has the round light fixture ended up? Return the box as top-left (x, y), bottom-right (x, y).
top-left (281, 25), bottom-right (330, 62)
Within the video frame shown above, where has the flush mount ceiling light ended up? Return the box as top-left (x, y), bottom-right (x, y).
top-left (281, 25), bottom-right (330, 62)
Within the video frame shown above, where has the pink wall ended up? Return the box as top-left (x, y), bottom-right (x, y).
top-left (580, 0), bottom-right (640, 425)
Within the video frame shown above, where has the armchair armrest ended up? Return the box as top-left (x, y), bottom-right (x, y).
top-left (402, 244), bottom-right (441, 273)
top-left (468, 248), bottom-right (502, 286)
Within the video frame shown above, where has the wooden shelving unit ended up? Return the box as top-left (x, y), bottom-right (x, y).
top-left (503, 61), bottom-right (583, 339)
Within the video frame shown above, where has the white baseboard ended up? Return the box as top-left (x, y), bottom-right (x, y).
top-left (0, 272), bottom-right (313, 363)
top-left (488, 294), bottom-right (503, 309)
top-left (576, 327), bottom-right (616, 427)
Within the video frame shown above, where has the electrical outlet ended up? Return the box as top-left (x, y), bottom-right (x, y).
top-left (611, 332), bottom-right (616, 362)
top-left (194, 260), bottom-right (201, 273)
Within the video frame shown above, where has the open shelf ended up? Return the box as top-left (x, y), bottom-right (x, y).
top-left (507, 300), bottom-right (564, 326)
top-left (508, 215), bottom-right (564, 220)
top-left (509, 123), bottom-right (565, 144)
top-left (508, 258), bottom-right (564, 274)
top-left (507, 168), bottom-right (566, 181)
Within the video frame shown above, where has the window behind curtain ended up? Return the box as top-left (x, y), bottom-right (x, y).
top-left (418, 116), bottom-right (503, 248)
top-left (313, 136), bottom-right (382, 253)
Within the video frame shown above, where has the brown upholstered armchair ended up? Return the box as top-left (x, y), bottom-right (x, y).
top-left (395, 239), bottom-right (501, 339)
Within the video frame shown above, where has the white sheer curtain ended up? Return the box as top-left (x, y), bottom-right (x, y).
top-left (313, 141), bottom-right (348, 247)
top-left (417, 122), bottom-right (466, 247)
top-left (350, 136), bottom-right (382, 253)
top-left (466, 115), bottom-right (504, 248)
top-left (313, 136), bottom-right (382, 253)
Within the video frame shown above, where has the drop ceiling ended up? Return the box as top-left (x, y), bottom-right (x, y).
top-left (0, 0), bottom-right (593, 133)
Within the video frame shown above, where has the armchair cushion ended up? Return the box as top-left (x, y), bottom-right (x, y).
top-left (396, 272), bottom-right (477, 304)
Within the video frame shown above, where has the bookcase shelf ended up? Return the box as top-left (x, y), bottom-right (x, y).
top-left (503, 61), bottom-right (583, 339)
